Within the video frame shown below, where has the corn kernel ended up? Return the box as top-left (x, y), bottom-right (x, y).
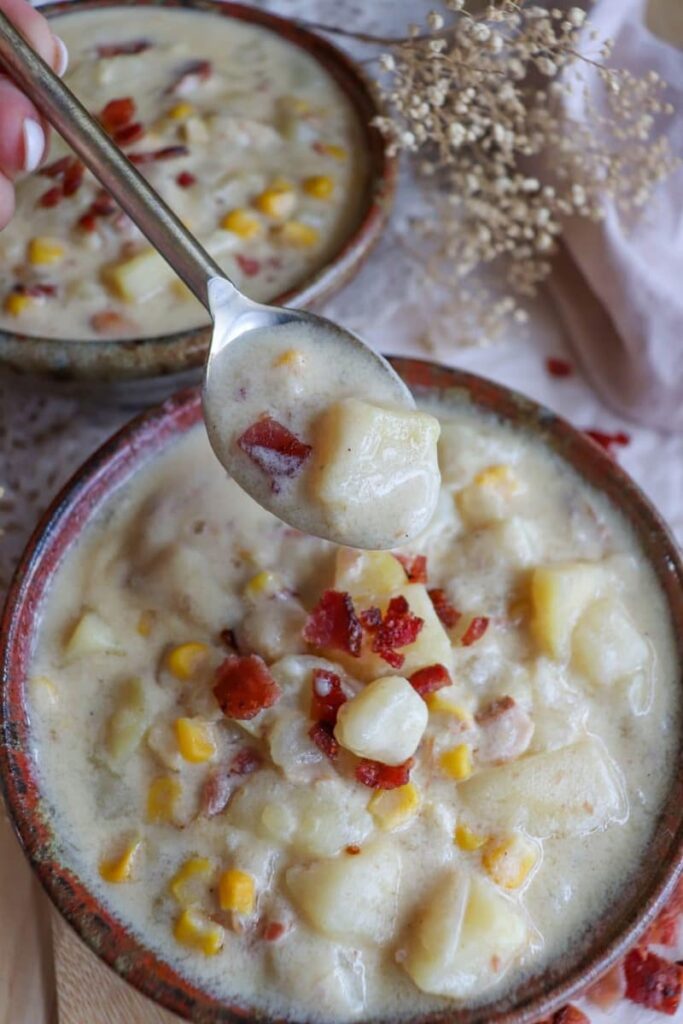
top-left (317, 142), bottom-right (347, 160)
top-left (254, 183), bottom-right (296, 220)
top-left (170, 856), bottom-right (214, 906)
top-left (99, 836), bottom-right (142, 883)
top-left (166, 642), bottom-right (209, 682)
top-left (275, 221), bottom-right (319, 248)
top-left (220, 208), bottom-right (262, 239)
top-left (440, 743), bottom-right (473, 781)
top-left (147, 776), bottom-right (182, 824)
top-left (175, 717), bottom-right (216, 763)
top-left (285, 97), bottom-right (311, 116)
top-left (455, 822), bottom-right (488, 852)
top-left (137, 609), bottom-right (156, 637)
top-left (302, 174), bottom-right (334, 199)
top-left (368, 782), bottom-right (420, 831)
top-left (218, 868), bottom-right (256, 914)
top-left (474, 464), bottom-right (521, 495)
top-left (482, 833), bottom-right (538, 890)
top-left (167, 101), bottom-right (194, 120)
top-left (28, 237), bottom-right (65, 266)
top-left (3, 292), bottom-right (31, 316)
top-left (425, 694), bottom-right (474, 723)
top-left (273, 348), bottom-right (306, 370)
top-left (243, 570), bottom-right (282, 601)
top-left (173, 908), bottom-right (224, 956)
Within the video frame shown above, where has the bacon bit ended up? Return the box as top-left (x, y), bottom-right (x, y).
top-left (460, 616), bottom-right (490, 647)
top-left (129, 145), bottom-right (189, 165)
top-left (546, 356), bottom-right (573, 378)
top-left (229, 747), bottom-right (262, 776)
top-left (99, 97), bottom-right (136, 131)
top-left (303, 591), bottom-right (362, 657)
top-left (38, 186), bottom-right (63, 209)
top-left (309, 721), bottom-right (339, 760)
top-left (262, 921), bottom-right (287, 942)
top-left (236, 254), bottom-right (261, 277)
top-left (361, 595), bottom-right (424, 669)
top-left (586, 963), bottom-right (626, 1011)
top-left (91, 191), bottom-right (117, 216)
top-left (96, 39), bottom-right (151, 58)
top-left (39, 156), bottom-right (72, 178)
top-left (16, 283), bottom-right (57, 299)
top-left (237, 416), bottom-right (312, 481)
top-left (551, 1008), bottom-right (590, 1024)
top-left (624, 949), bottom-right (682, 1015)
top-left (359, 607), bottom-right (382, 630)
top-left (213, 654), bottom-right (281, 720)
top-left (585, 429), bottom-right (631, 456)
top-left (345, 844), bottom-right (361, 855)
top-left (218, 627), bottom-right (238, 651)
top-left (200, 746), bottom-right (262, 817)
top-left (176, 171), bottom-right (197, 188)
top-left (77, 212), bottom-right (97, 233)
top-left (165, 58), bottom-right (213, 95)
top-left (409, 664), bottom-right (452, 697)
top-left (427, 588), bottom-right (461, 629)
top-left (394, 553), bottom-right (428, 583)
top-left (356, 757), bottom-right (413, 790)
top-left (89, 310), bottom-right (138, 336)
top-left (310, 668), bottom-right (347, 725)
top-left (62, 159), bottom-right (85, 196)
top-left (475, 695), bottom-right (515, 724)
top-left (113, 122), bottom-right (145, 146)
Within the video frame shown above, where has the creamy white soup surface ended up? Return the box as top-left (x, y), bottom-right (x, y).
top-left (0, 7), bottom-right (368, 340)
top-left (29, 402), bottom-right (679, 1022)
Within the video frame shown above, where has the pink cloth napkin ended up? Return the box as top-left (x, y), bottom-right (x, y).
top-left (550, 0), bottom-right (683, 433)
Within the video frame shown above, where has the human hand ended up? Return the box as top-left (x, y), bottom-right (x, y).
top-left (0, 0), bottom-right (68, 228)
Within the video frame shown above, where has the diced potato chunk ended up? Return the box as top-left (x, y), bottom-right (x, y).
top-left (63, 610), bottom-right (122, 662)
top-left (334, 549), bottom-right (407, 602)
top-left (460, 737), bottom-right (627, 837)
top-left (30, 675), bottom-right (59, 713)
top-left (170, 857), bottom-right (214, 907)
top-left (531, 562), bottom-right (606, 660)
top-left (572, 598), bottom-right (649, 687)
top-left (335, 676), bottom-right (428, 765)
top-left (402, 871), bottom-right (528, 998)
top-left (102, 248), bottom-right (174, 303)
top-left (369, 782), bottom-right (420, 831)
top-left (308, 399), bottom-right (441, 551)
top-left (106, 677), bottom-right (147, 762)
top-left (286, 840), bottom-right (401, 943)
top-left (174, 908), bottom-right (224, 956)
top-left (147, 775), bottom-right (182, 824)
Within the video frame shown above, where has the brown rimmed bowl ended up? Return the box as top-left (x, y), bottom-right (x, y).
top-left (0, 0), bottom-right (395, 394)
top-left (1, 358), bottom-right (682, 1023)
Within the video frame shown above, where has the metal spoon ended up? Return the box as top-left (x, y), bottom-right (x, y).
top-left (0, 11), bottom-right (414, 531)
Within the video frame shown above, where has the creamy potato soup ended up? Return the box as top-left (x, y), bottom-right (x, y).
top-left (0, 8), bottom-right (368, 340)
top-left (29, 403), bottom-right (679, 1022)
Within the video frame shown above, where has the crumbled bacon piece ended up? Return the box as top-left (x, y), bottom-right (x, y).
top-left (546, 357), bottom-right (573, 378)
top-left (165, 58), bottom-right (213, 95)
top-left (310, 668), bottom-right (347, 725)
top-left (200, 746), bottom-right (262, 817)
top-left (409, 663), bottom-right (451, 697)
top-left (359, 607), bottom-right (382, 630)
top-left (16, 283), bottom-right (57, 299)
top-left (551, 1008), bottom-right (590, 1024)
top-left (361, 595), bottom-right (424, 669)
top-left (303, 591), bottom-right (362, 657)
top-left (345, 844), bottom-right (361, 855)
top-left (586, 963), bottom-right (626, 1011)
top-left (99, 96), bottom-right (136, 131)
top-left (236, 254), bottom-right (261, 277)
top-left (38, 186), bottom-right (63, 208)
top-left (229, 747), bottom-right (262, 776)
top-left (91, 191), bottom-right (117, 216)
top-left (475, 696), bottom-right (515, 724)
top-left (624, 949), bottom-right (682, 1015)
top-left (395, 553), bottom-right (428, 583)
top-left (427, 588), bottom-right (461, 629)
top-left (114, 122), bottom-right (145, 146)
top-left (309, 721), bottom-right (339, 760)
top-left (213, 654), bottom-right (281, 720)
top-left (96, 39), bottom-right (152, 58)
top-left (129, 145), bottom-right (189, 165)
top-left (77, 212), bottom-right (97, 233)
top-left (89, 310), bottom-right (138, 336)
top-left (39, 156), bottom-right (72, 178)
top-left (218, 627), bottom-right (238, 651)
top-left (62, 159), bottom-right (85, 196)
top-left (585, 429), bottom-right (631, 456)
top-left (237, 416), bottom-right (312, 482)
top-left (176, 171), bottom-right (197, 188)
top-left (356, 757), bottom-right (413, 790)
top-left (460, 616), bottom-right (490, 647)
top-left (262, 921), bottom-right (287, 942)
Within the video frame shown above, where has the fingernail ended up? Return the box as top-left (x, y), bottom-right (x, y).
top-left (53, 36), bottom-right (69, 77)
top-left (22, 120), bottom-right (46, 173)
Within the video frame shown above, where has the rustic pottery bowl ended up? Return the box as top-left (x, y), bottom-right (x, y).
top-left (0, 0), bottom-right (395, 394)
top-left (1, 359), bottom-right (682, 1024)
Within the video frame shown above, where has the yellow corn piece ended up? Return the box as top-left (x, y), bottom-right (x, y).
top-left (166, 642), bottom-right (209, 682)
top-left (167, 101), bottom-right (194, 120)
top-left (473, 464), bottom-right (521, 495)
top-left (276, 221), bottom-right (319, 248)
top-left (218, 869), bottom-right (256, 914)
top-left (173, 908), bottom-right (224, 956)
top-left (99, 836), bottom-right (142, 884)
top-left (317, 142), bottom-right (347, 160)
top-left (147, 776), bottom-right (182, 824)
top-left (243, 570), bottom-right (282, 601)
top-left (3, 292), bottom-right (31, 316)
top-left (455, 822), bottom-right (488, 852)
top-left (221, 208), bottom-right (262, 239)
top-left (137, 609), bottom-right (156, 637)
top-left (302, 175), bottom-right (334, 199)
top-left (482, 833), bottom-right (538, 890)
top-left (175, 717), bottom-right (216, 763)
top-left (425, 694), bottom-right (473, 723)
top-left (440, 743), bottom-right (473, 781)
top-left (254, 183), bottom-right (296, 220)
top-left (368, 782), bottom-right (420, 831)
top-left (273, 348), bottom-right (306, 370)
top-left (170, 856), bottom-right (214, 906)
top-left (28, 237), bottom-right (65, 266)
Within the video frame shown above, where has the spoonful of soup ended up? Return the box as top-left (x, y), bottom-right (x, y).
top-left (0, 11), bottom-right (441, 549)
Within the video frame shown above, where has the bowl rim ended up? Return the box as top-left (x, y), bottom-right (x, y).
top-left (0, 0), bottom-right (396, 381)
top-left (1, 357), bottom-right (682, 1024)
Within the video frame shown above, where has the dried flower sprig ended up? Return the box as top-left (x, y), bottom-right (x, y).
top-left (347, 2), bottom-right (678, 340)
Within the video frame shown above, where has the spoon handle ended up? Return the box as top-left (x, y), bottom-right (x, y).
top-left (0, 10), bottom-right (227, 311)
